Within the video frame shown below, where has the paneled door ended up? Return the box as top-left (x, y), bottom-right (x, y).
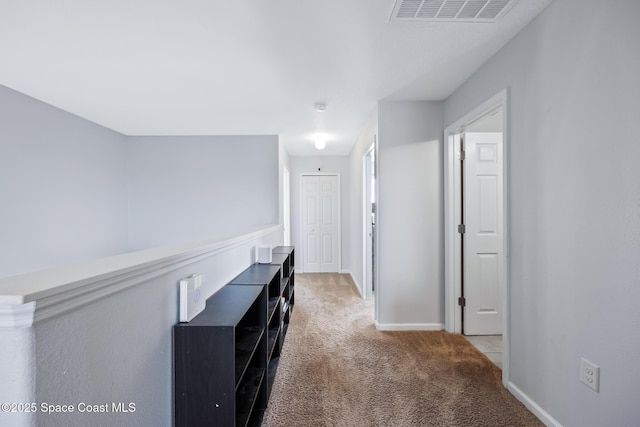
top-left (301, 174), bottom-right (340, 273)
top-left (463, 132), bottom-right (503, 335)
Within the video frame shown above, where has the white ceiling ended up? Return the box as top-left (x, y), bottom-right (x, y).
top-left (0, 0), bottom-right (552, 156)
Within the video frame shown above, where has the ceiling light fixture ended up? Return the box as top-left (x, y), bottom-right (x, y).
top-left (314, 134), bottom-right (327, 150)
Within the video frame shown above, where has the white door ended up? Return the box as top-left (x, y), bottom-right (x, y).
top-left (302, 174), bottom-right (339, 273)
top-left (463, 132), bottom-right (503, 335)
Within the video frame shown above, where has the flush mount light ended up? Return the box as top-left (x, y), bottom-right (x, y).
top-left (314, 134), bottom-right (327, 150)
top-left (314, 102), bottom-right (327, 112)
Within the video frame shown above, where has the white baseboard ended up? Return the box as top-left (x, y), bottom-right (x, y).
top-left (507, 382), bottom-right (562, 427)
top-left (374, 322), bottom-right (444, 331)
top-left (341, 271), bottom-right (364, 299)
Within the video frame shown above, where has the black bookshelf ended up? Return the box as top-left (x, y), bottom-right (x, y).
top-left (174, 285), bottom-right (268, 427)
top-left (229, 264), bottom-right (282, 402)
top-left (173, 246), bottom-right (295, 427)
top-left (272, 246), bottom-right (295, 314)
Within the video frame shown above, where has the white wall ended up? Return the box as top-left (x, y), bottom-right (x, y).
top-left (0, 88), bottom-right (285, 426)
top-left (0, 86), bottom-right (282, 275)
top-left (289, 156), bottom-right (350, 273)
top-left (347, 109), bottom-right (378, 296)
top-left (0, 328), bottom-right (34, 425)
top-left (444, 0), bottom-right (640, 424)
top-left (376, 101), bottom-right (444, 328)
top-left (126, 135), bottom-right (279, 250)
top-left (0, 85), bottom-right (129, 278)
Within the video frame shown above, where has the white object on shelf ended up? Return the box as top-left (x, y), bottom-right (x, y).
top-left (257, 245), bottom-right (272, 264)
top-left (179, 273), bottom-right (206, 322)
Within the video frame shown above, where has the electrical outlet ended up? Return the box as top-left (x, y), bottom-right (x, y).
top-left (580, 358), bottom-right (600, 392)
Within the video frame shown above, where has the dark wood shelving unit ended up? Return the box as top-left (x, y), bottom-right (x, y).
top-left (174, 285), bottom-right (267, 427)
top-left (228, 264), bottom-right (282, 403)
top-left (173, 246), bottom-right (295, 427)
top-left (272, 246), bottom-right (295, 334)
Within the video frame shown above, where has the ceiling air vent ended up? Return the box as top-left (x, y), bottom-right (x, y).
top-left (390, 0), bottom-right (518, 23)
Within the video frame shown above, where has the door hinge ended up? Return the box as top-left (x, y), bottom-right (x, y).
top-left (459, 150), bottom-right (466, 161)
top-left (458, 224), bottom-right (465, 234)
top-left (458, 296), bottom-right (466, 307)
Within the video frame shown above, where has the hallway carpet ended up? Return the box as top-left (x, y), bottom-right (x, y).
top-left (262, 273), bottom-right (543, 427)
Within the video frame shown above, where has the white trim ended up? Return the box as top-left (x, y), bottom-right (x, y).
top-left (443, 88), bottom-right (510, 386)
top-left (362, 142), bottom-right (375, 301)
top-left (374, 322), bottom-right (444, 331)
top-left (444, 131), bottom-right (462, 332)
top-left (362, 148), bottom-right (368, 300)
top-left (299, 172), bottom-right (342, 273)
top-left (508, 382), bottom-right (563, 427)
top-left (283, 166), bottom-right (291, 246)
top-left (0, 225), bottom-right (281, 330)
top-left (372, 135), bottom-right (380, 326)
top-left (342, 271), bottom-right (364, 299)
top-left (0, 301), bottom-right (36, 328)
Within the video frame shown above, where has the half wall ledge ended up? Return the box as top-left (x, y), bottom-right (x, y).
top-left (0, 224), bottom-right (281, 330)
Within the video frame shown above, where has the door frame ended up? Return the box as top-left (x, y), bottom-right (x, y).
top-left (362, 141), bottom-right (377, 300)
top-left (444, 88), bottom-right (509, 385)
top-left (283, 166), bottom-right (291, 246)
top-left (299, 172), bottom-right (341, 273)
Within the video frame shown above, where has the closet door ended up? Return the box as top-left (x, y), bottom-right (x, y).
top-left (301, 175), bottom-right (339, 273)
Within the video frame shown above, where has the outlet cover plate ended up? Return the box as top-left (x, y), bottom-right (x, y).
top-left (580, 357), bottom-right (600, 392)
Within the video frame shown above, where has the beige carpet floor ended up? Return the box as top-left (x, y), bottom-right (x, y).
top-left (262, 273), bottom-right (543, 427)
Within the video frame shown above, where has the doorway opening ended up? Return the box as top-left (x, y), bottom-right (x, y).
top-left (363, 141), bottom-right (377, 300)
top-left (444, 89), bottom-right (509, 384)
